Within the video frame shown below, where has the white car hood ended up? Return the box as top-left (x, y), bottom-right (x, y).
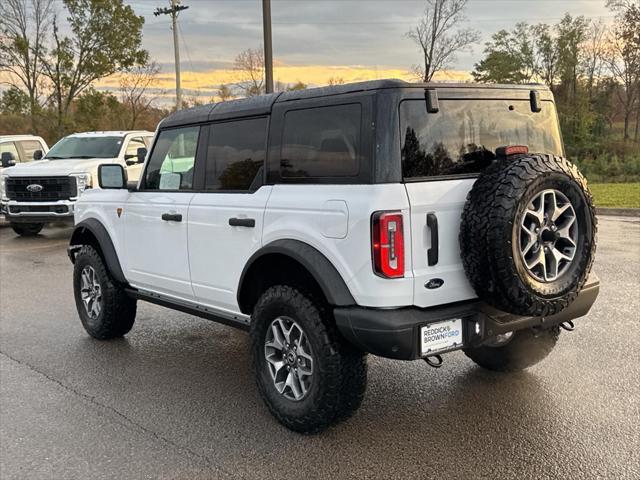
top-left (3, 158), bottom-right (118, 177)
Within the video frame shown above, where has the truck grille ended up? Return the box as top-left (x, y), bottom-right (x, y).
top-left (6, 176), bottom-right (77, 201)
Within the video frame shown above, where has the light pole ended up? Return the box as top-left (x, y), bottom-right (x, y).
top-left (262, 0), bottom-right (274, 94)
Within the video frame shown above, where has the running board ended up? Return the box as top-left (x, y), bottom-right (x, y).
top-left (125, 288), bottom-right (251, 331)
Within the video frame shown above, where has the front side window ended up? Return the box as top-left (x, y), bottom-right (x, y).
top-left (205, 117), bottom-right (267, 191)
top-left (45, 136), bottom-right (124, 160)
top-left (280, 104), bottom-right (361, 178)
top-left (17, 140), bottom-right (42, 162)
top-left (144, 126), bottom-right (199, 190)
top-left (400, 99), bottom-right (563, 179)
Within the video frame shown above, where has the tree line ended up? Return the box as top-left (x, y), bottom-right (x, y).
top-left (1, 0), bottom-right (638, 182)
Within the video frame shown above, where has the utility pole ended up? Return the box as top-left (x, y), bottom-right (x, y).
top-left (262, 0), bottom-right (274, 94)
top-left (154, 0), bottom-right (189, 110)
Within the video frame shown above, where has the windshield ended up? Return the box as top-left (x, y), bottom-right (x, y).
top-left (400, 99), bottom-right (563, 179)
top-left (45, 136), bottom-right (124, 160)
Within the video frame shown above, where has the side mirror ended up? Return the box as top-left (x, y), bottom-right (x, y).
top-left (33, 149), bottom-right (43, 160)
top-left (1, 152), bottom-right (16, 168)
top-left (98, 164), bottom-right (127, 189)
top-left (136, 147), bottom-right (147, 164)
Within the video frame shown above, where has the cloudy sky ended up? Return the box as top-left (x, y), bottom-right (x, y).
top-left (88, 0), bottom-right (615, 100)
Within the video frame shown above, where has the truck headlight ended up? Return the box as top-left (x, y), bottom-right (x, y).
top-left (71, 173), bottom-right (92, 196)
top-left (0, 175), bottom-right (7, 201)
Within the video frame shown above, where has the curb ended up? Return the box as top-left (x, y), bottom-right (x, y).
top-left (596, 207), bottom-right (640, 217)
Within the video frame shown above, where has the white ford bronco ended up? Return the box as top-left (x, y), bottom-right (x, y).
top-left (68, 80), bottom-right (599, 433)
top-left (1, 130), bottom-right (153, 236)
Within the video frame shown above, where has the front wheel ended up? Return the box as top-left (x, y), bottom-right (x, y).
top-left (11, 222), bottom-right (44, 236)
top-left (73, 245), bottom-right (137, 339)
top-left (463, 326), bottom-right (560, 372)
top-left (250, 285), bottom-right (367, 433)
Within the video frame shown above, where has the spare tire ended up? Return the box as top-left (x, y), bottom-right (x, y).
top-left (459, 153), bottom-right (596, 317)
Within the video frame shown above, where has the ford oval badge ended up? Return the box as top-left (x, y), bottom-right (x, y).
top-left (26, 184), bottom-right (44, 192)
top-left (425, 278), bottom-right (444, 289)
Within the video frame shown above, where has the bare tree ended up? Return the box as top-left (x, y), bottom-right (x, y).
top-left (119, 61), bottom-right (161, 129)
top-left (327, 76), bottom-right (345, 86)
top-left (406, 0), bottom-right (480, 82)
top-left (0, 0), bottom-right (54, 125)
top-left (582, 20), bottom-right (608, 98)
top-left (233, 47), bottom-right (264, 97)
top-left (605, 1), bottom-right (640, 141)
top-left (217, 84), bottom-right (235, 102)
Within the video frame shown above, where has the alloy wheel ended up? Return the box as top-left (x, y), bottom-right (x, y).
top-left (80, 265), bottom-right (102, 319)
top-left (264, 316), bottom-right (314, 401)
top-left (518, 189), bottom-right (578, 282)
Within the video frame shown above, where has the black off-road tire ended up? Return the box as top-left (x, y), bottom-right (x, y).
top-left (460, 154), bottom-right (597, 317)
top-left (463, 326), bottom-right (560, 372)
top-left (11, 222), bottom-right (44, 236)
top-left (73, 245), bottom-right (137, 339)
top-left (250, 285), bottom-right (367, 434)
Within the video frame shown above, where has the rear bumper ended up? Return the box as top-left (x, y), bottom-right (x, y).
top-left (334, 274), bottom-right (600, 360)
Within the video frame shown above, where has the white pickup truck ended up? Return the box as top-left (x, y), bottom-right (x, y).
top-left (0, 131), bottom-right (153, 236)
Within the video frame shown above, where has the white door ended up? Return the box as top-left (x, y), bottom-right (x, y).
top-left (187, 117), bottom-right (270, 312)
top-left (124, 126), bottom-right (200, 300)
top-left (405, 180), bottom-right (477, 308)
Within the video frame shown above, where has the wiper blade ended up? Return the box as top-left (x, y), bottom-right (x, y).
top-left (45, 156), bottom-right (66, 159)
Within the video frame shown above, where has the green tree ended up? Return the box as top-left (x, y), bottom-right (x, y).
top-left (39, 0), bottom-right (147, 135)
top-left (472, 24), bottom-right (537, 84)
top-left (0, 86), bottom-right (30, 114)
top-left (74, 88), bottom-right (123, 132)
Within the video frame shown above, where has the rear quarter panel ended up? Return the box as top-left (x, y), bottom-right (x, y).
top-left (263, 183), bottom-right (415, 307)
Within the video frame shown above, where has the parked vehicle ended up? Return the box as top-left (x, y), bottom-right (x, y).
top-left (68, 80), bottom-right (599, 433)
top-left (0, 131), bottom-right (153, 236)
top-left (0, 135), bottom-right (49, 219)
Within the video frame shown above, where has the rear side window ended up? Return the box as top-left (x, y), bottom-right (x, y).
top-left (280, 104), bottom-right (361, 178)
top-left (144, 126), bottom-right (199, 190)
top-left (17, 140), bottom-right (42, 162)
top-left (400, 99), bottom-right (563, 179)
top-left (205, 117), bottom-right (267, 191)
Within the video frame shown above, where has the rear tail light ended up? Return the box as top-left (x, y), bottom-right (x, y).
top-left (496, 145), bottom-right (529, 157)
top-left (372, 211), bottom-right (404, 278)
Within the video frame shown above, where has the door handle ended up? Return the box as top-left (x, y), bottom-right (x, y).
top-left (229, 217), bottom-right (255, 228)
top-left (427, 213), bottom-right (438, 266)
top-left (161, 212), bottom-right (182, 222)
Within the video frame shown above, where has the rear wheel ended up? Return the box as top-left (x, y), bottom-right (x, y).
top-left (250, 285), bottom-right (367, 433)
top-left (73, 245), bottom-right (137, 339)
top-left (11, 222), bottom-right (44, 236)
top-left (463, 326), bottom-right (560, 372)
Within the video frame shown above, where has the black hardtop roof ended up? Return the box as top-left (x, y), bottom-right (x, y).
top-left (159, 79), bottom-right (551, 128)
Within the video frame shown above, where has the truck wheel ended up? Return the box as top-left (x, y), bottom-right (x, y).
top-left (11, 222), bottom-right (44, 236)
top-left (72, 245), bottom-right (136, 339)
top-left (460, 154), bottom-right (596, 317)
top-left (463, 326), bottom-right (560, 372)
top-left (250, 285), bottom-right (367, 433)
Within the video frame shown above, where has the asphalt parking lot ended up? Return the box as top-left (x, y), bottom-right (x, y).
top-left (0, 216), bottom-right (638, 480)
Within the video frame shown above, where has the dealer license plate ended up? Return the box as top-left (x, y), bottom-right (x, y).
top-left (421, 318), bottom-right (463, 356)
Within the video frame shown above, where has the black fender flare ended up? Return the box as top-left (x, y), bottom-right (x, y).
top-left (237, 239), bottom-right (355, 310)
top-left (69, 218), bottom-right (127, 284)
